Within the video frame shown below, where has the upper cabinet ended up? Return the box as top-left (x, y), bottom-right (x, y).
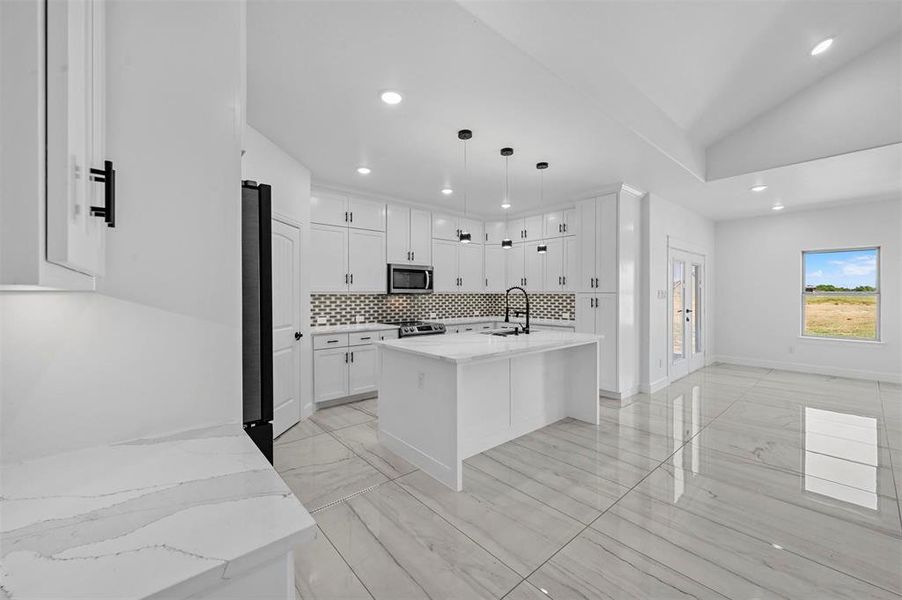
top-left (432, 213), bottom-right (459, 241)
top-left (387, 204), bottom-right (431, 265)
top-left (432, 238), bottom-right (484, 292)
top-left (1, 0), bottom-right (108, 289)
top-left (459, 218), bottom-right (484, 245)
top-left (311, 190), bottom-right (385, 231)
top-left (543, 209), bottom-right (576, 238)
top-left (310, 224), bottom-right (385, 293)
top-left (484, 221), bottom-right (507, 245)
top-left (507, 215), bottom-right (543, 242)
top-left (576, 193), bottom-right (619, 293)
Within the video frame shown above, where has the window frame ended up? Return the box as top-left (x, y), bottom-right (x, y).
top-left (800, 246), bottom-right (881, 342)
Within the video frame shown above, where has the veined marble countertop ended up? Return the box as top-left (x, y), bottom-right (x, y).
top-left (435, 316), bottom-right (575, 327)
top-left (0, 425), bottom-right (315, 599)
top-left (376, 330), bottom-right (600, 364)
top-left (310, 323), bottom-right (398, 335)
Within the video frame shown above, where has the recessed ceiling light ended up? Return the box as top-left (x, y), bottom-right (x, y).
top-left (750, 184), bottom-right (768, 192)
top-left (501, 202), bottom-right (511, 209)
top-left (810, 38), bottom-right (834, 56)
top-left (441, 188), bottom-right (453, 195)
top-left (356, 167), bottom-right (371, 175)
top-left (380, 90), bottom-right (403, 105)
top-left (772, 203), bottom-right (785, 211)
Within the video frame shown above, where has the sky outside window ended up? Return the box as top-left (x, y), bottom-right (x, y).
top-left (805, 249), bottom-right (878, 290)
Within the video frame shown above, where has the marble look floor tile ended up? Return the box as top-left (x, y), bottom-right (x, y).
top-left (329, 421), bottom-right (416, 479)
top-left (548, 417), bottom-right (677, 461)
top-left (275, 419), bottom-right (325, 446)
top-left (397, 467), bottom-right (584, 577)
top-left (512, 428), bottom-right (661, 489)
top-left (625, 463), bottom-right (902, 594)
top-left (315, 482), bottom-right (521, 599)
top-left (503, 580), bottom-right (551, 600)
top-left (466, 440), bottom-right (630, 524)
top-left (528, 525), bottom-right (727, 600)
top-left (277, 434), bottom-right (387, 511)
top-left (294, 527), bottom-right (372, 600)
top-left (352, 398), bottom-right (378, 417)
top-left (591, 498), bottom-right (899, 600)
top-left (310, 404), bottom-right (375, 432)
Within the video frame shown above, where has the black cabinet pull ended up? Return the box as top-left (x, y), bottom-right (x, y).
top-left (345, 352), bottom-right (349, 363)
top-left (412, 251), bottom-right (415, 261)
top-left (351, 351), bottom-right (354, 363)
top-left (344, 211), bottom-right (348, 222)
top-left (360, 336), bottom-right (371, 341)
top-left (89, 160), bottom-right (115, 227)
top-left (345, 273), bottom-right (348, 284)
top-left (350, 273), bottom-right (354, 284)
top-left (295, 332), bottom-right (302, 340)
top-left (350, 212), bottom-right (354, 222)
top-left (327, 339), bottom-right (339, 344)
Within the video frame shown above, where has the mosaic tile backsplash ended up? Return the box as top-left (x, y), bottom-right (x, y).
top-left (311, 293), bottom-right (575, 326)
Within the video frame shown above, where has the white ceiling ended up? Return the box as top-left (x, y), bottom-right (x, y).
top-left (246, 0), bottom-right (902, 221)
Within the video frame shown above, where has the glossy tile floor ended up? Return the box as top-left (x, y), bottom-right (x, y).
top-left (275, 365), bottom-right (902, 599)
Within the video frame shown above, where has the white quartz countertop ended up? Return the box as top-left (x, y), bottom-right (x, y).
top-left (436, 316), bottom-right (575, 327)
top-left (0, 425), bottom-right (315, 599)
top-left (310, 323), bottom-right (397, 335)
top-left (376, 330), bottom-right (600, 364)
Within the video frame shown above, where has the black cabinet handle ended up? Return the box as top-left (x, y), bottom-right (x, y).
top-left (345, 273), bottom-right (349, 284)
top-left (295, 332), bottom-right (302, 340)
top-left (350, 273), bottom-right (354, 284)
top-left (345, 352), bottom-right (349, 363)
top-left (345, 211), bottom-right (348, 222)
top-left (351, 351), bottom-right (354, 363)
top-left (350, 212), bottom-right (354, 223)
top-left (89, 160), bottom-right (115, 227)
top-left (360, 336), bottom-right (371, 340)
top-left (412, 251), bottom-right (415, 261)
top-left (327, 339), bottom-right (339, 344)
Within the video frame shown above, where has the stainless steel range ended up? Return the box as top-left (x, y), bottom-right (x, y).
top-left (383, 320), bottom-right (446, 338)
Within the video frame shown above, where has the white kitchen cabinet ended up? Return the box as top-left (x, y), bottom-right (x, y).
top-left (543, 237), bottom-right (564, 291)
top-left (311, 190), bottom-right (385, 231)
top-left (575, 292), bottom-right (618, 392)
top-left (505, 243), bottom-right (526, 288)
top-left (432, 213), bottom-right (459, 241)
top-left (524, 241), bottom-right (544, 291)
top-left (348, 229), bottom-right (386, 292)
top-left (409, 208), bottom-right (432, 264)
top-left (1, 0), bottom-right (106, 289)
top-left (432, 239), bottom-right (459, 292)
top-left (563, 208), bottom-right (576, 236)
top-left (310, 224), bottom-right (348, 292)
top-left (484, 221), bottom-right (507, 245)
top-left (507, 218), bottom-right (524, 242)
top-left (484, 245), bottom-right (506, 292)
top-left (564, 236), bottom-right (579, 292)
top-left (314, 347), bottom-right (350, 403)
top-left (387, 205), bottom-right (431, 264)
top-left (348, 345), bottom-right (378, 395)
top-left (459, 218), bottom-right (484, 245)
top-left (544, 212), bottom-right (564, 238)
top-left (458, 242), bottom-right (484, 292)
top-left (524, 215), bottom-right (544, 242)
top-left (576, 194), bottom-right (617, 293)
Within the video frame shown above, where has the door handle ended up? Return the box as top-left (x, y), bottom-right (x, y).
top-left (89, 160), bottom-right (116, 227)
top-left (295, 332), bottom-right (302, 341)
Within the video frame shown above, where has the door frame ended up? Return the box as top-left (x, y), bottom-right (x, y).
top-left (667, 238), bottom-right (707, 382)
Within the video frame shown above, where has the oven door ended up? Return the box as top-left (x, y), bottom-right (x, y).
top-left (388, 264), bottom-right (433, 294)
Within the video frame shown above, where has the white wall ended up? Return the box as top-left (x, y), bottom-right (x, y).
top-left (241, 126), bottom-right (314, 418)
top-left (715, 198), bottom-right (901, 382)
top-left (641, 193), bottom-right (716, 391)
top-left (0, 0), bottom-right (244, 463)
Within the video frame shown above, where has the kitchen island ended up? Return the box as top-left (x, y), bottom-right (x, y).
top-left (376, 330), bottom-right (600, 491)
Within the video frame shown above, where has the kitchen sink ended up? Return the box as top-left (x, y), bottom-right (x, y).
top-left (480, 328), bottom-right (521, 337)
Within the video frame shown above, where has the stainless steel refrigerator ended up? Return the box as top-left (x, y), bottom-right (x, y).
top-left (241, 180), bottom-right (273, 463)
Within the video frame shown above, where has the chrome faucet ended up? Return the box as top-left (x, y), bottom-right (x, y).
top-left (504, 286), bottom-right (530, 334)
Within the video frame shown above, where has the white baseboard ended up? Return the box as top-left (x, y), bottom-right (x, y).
top-left (713, 355), bottom-right (901, 384)
top-left (639, 377), bottom-right (669, 394)
top-left (599, 385), bottom-right (640, 402)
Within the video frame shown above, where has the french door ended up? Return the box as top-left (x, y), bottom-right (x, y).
top-left (670, 248), bottom-right (705, 380)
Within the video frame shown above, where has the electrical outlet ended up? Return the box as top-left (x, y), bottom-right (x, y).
top-left (317, 317), bottom-right (327, 325)
top-left (417, 372), bottom-right (425, 390)
top-left (356, 315), bottom-right (364, 323)
top-left (562, 312), bottom-right (570, 320)
top-left (429, 312), bottom-right (437, 319)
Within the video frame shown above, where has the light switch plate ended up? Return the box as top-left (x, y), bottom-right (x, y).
top-left (429, 313), bottom-right (437, 319)
top-left (317, 317), bottom-right (327, 325)
top-left (562, 312), bottom-right (570, 320)
top-left (355, 315), bottom-right (364, 323)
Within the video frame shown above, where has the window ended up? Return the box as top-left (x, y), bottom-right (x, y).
top-left (802, 248), bottom-right (879, 341)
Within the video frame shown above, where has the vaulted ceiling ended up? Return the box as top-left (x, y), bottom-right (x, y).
top-left (247, 0), bottom-right (901, 220)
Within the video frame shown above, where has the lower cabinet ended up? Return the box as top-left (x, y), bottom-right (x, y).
top-left (314, 334), bottom-right (388, 403)
top-left (347, 345), bottom-right (378, 396)
top-left (575, 292), bottom-right (617, 392)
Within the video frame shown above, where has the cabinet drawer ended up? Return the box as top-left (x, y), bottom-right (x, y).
top-left (378, 330), bottom-right (400, 341)
top-left (349, 331), bottom-right (380, 346)
top-left (313, 334), bottom-right (349, 350)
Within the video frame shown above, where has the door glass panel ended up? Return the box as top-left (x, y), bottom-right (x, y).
top-left (672, 260), bottom-right (684, 360)
top-left (691, 264), bottom-right (702, 354)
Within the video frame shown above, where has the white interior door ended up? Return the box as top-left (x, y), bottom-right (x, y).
top-left (670, 248), bottom-right (706, 380)
top-left (271, 220), bottom-right (300, 437)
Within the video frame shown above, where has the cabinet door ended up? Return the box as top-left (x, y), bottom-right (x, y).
top-left (348, 197), bottom-right (385, 231)
top-left (432, 213), bottom-right (459, 241)
top-left (596, 293), bottom-right (618, 391)
top-left (348, 229), bottom-right (386, 292)
top-left (576, 199), bottom-right (596, 292)
top-left (459, 218), bottom-right (483, 245)
top-left (385, 204), bottom-right (410, 263)
top-left (507, 218), bottom-right (525, 242)
top-left (46, 0), bottom-right (106, 276)
top-left (523, 215), bottom-right (544, 242)
top-left (314, 348), bottom-right (350, 403)
top-left (311, 191), bottom-right (348, 227)
top-left (458, 242), bottom-right (483, 292)
top-left (348, 345), bottom-right (378, 395)
top-left (484, 245), bottom-right (506, 292)
top-left (574, 293), bottom-right (596, 335)
top-left (542, 238), bottom-right (564, 291)
top-left (310, 224), bottom-right (348, 292)
top-left (484, 221), bottom-right (507, 245)
top-left (432, 239), bottom-right (459, 292)
top-left (408, 208), bottom-right (432, 264)
top-left (524, 241), bottom-right (544, 291)
top-left (505, 243), bottom-right (525, 288)
top-left (543, 211), bottom-right (564, 238)
top-left (562, 208), bottom-right (576, 236)
top-left (596, 193), bottom-right (618, 292)
top-left (564, 236), bottom-right (579, 292)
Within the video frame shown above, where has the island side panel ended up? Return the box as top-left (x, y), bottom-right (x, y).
top-left (377, 348), bottom-right (461, 490)
top-left (457, 358), bottom-right (513, 460)
top-left (564, 341), bottom-right (600, 424)
top-left (508, 351), bottom-right (569, 439)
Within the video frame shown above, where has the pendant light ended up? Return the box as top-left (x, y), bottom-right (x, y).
top-left (501, 147), bottom-right (514, 249)
top-left (458, 129), bottom-right (472, 244)
top-left (536, 161), bottom-right (549, 253)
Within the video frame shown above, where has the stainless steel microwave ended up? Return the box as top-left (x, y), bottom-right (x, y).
top-left (387, 264), bottom-right (433, 294)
